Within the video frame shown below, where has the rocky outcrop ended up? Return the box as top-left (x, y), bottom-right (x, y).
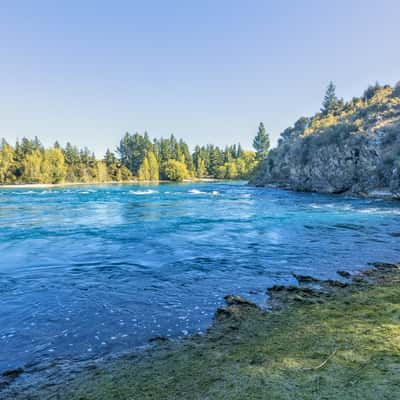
top-left (252, 124), bottom-right (400, 197)
top-left (251, 85), bottom-right (400, 198)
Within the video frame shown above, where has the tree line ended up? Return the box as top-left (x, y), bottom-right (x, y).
top-left (0, 129), bottom-right (270, 184)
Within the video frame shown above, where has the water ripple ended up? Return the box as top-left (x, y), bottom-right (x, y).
top-left (0, 182), bottom-right (399, 373)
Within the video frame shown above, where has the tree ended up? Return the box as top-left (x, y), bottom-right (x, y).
top-left (321, 81), bottom-right (338, 115)
top-left (96, 161), bottom-right (109, 182)
top-left (147, 151), bottom-right (159, 181)
top-left (238, 151), bottom-right (257, 178)
top-left (215, 165), bottom-right (227, 179)
top-left (393, 81), bottom-right (400, 98)
top-left (0, 140), bottom-right (15, 183)
top-left (237, 143), bottom-right (244, 157)
top-left (162, 160), bottom-right (188, 182)
top-left (138, 156), bottom-right (151, 181)
top-left (43, 148), bottom-right (67, 183)
top-left (225, 162), bottom-right (238, 179)
top-left (198, 158), bottom-right (207, 177)
top-left (137, 151), bottom-right (159, 181)
top-left (158, 138), bottom-right (171, 163)
top-left (115, 165), bottom-right (133, 182)
top-left (22, 149), bottom-right (43, 183)
top-left (253, 122), bottom-right (270, 160)
top-left (179, 139), bottom-right (194, 173)
top-left (104, 149), bottom-right (116, 167)
top-left (208, 146), bottom-right (223, 176)
top-left (363, 81), bottom-right (382, 101)
top-left (118, 132), bottom-right (152, 175)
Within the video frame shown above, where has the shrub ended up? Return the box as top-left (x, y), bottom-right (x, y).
top-left (162, 160), bottom-right (189, 182)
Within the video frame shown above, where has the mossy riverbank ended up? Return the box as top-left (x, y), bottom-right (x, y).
top-left (4, 263), bottom-right (400, 399)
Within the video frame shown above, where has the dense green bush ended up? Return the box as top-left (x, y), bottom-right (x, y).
top-left (162, 160), bottom-right (189, 182)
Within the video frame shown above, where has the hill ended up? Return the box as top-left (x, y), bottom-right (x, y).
top-left (251, 82), bottom-right (400, 198)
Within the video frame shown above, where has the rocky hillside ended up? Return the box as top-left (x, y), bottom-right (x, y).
top-left (251, 83), bottom-right (400, 198)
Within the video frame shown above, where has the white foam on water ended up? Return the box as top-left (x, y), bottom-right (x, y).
top-left (129, 189), bottom-right (158, 195)
top-left (188, 189), bottom-right (205, 195)
top-left (79, 189), bottom-right (95, 194)
top-left (359, 208), bottom-right (400, 215)
top-left (310, 202), bottom-right (400, 216)
top-left (188, 189), bottom-right (219, 196)
top-left (14, 190), bottom-right (36, 195)
top-left (309, 203), bottom-right (356, 213)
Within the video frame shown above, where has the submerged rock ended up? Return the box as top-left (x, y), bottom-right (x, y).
top-left (292, 273), bottom-right (321, 284)
top-left (267, 285), bottom-right (327, 310)
top-left (148, 336), bottom-right (169, 344)
top-left (214, 296), bottom-right (259, 323)
top-left (369, 262), bottom-right (400, 270)
top-left (224, 295), bottom-right (257, 307)
top-left (2, 368), bottom-right (24, 379)
top-left (268, 285), bottom-right (299, 292)
top-left (268, 286), bottom-right (323, 296)
top-left (337, 270), bottom-right (352, 279)
top-left (0, 368), bottom-right (24, 389)
top-left (323, 279), bottom-right (349, 288)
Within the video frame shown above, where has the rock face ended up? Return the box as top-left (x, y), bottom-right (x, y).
top-left (252, 124), bottom-right (400, 197)
top-left (251, 84), bottom-right (400, 198)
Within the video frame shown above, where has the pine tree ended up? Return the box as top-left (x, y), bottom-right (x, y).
top-left (237, 143), bottom-right (244, 157)
top-left (104, 149), bottom-right (116, 167)
top-left (117, 132), bottom-right (151, 175)
top-left (253, 122), bottom-right (270, 160)
top-left (321, 81), bottom-right (338, 115)
top-left (197, 158), bottom-right (207, 177)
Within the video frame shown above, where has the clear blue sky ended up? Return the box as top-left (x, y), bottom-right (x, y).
top-left (1, 0), bottom-right (399, 156)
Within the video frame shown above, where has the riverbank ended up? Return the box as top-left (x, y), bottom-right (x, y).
top-left (253, 182), bottom-right (400, 200)
top-left (4, 262), bottom-right (400, 399)
top-left (0, 178), bottom-right (225, 189)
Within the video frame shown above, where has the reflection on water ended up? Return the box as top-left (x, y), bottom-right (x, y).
top-left (0, 182), bottom-right (399, 373)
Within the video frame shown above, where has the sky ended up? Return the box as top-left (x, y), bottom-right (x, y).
top-left (0, 0), bottom-right (399, 156)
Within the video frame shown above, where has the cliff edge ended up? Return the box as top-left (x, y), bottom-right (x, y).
top-left (251, 83), bottom-right (400, 198)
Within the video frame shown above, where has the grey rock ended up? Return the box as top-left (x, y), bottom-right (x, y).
top-left (251, 121), bottom-right (400, 198)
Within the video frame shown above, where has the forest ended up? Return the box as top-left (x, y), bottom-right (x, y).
top-left (0, 129), bottom-right (270, 184)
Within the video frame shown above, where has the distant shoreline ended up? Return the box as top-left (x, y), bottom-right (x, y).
top-left (0, 178), bottom-right (226, 189)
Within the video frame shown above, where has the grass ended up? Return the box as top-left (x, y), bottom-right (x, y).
top-left (10, 265), bottom-right (400, 399)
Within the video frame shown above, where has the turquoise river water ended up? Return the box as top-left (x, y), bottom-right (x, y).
top-left (1, 182), bottom-right (400, 374)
